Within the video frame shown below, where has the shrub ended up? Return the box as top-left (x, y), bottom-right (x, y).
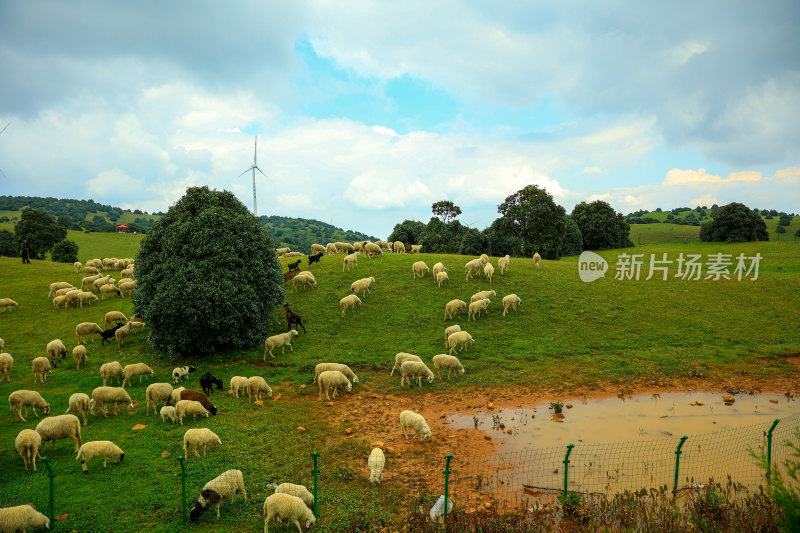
top-left (560, 215), bottom-right (583, 257)
top-left (571, 200), bottom-right (633, 250)
top-left (458, 228), bottom-right (489, 256)
top-left (778, 215), bottom-right (791, 226)
top-left (51, 239), bottom-right (79, 263)
top-left (0, 229), bottom-right (15, 257)
top-left (776, 225), bottom-right (786, 234)
top-left (700, 203), bottom-right (768, 243)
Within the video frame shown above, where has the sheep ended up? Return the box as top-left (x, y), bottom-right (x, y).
top-left (432, 263), bottom-right (446, 280)
top-left (66, 392), bottom-right (91, 427)
top-left (35, 414), bottom-right (82, 451)
top-left (104, 311), bottom-right (128, 328)
top-left (93, 275), bottom-right (114, 293)
top-left (46, 339), bottom-right (67, 367)
top-left (479, 253), bottom-right (489, 264)
top-left (118, 280), bottom-right (137, 297)
top-left (350, 276), bottom-right (376, 297)
top-left (120, 267), bottom-right (135, 279)
top-left (339, 294), bottom-right (362, 318)
top-left (122, 362), bottom-right (154, 388)
top-left (73, 261), bottom-right (83, 273)
top-left (470, 290), bottom-right (497, 303)
top-left (115, 322), bottom-right (134, 346)
top-left (9, 390), bottom-right (51, 422)
top-left (0, 352), bottom-right (12, 382)
top-left (364, 242), bottom-right (383, 258)
top-left (160, 405), bottom-right (177, 423)
top-left (183, 427), bottom-right (221, 459)
top-left (83, 265), bottom-right (100, 275)
top-left (284, 251), bottom-right (304, 258)
top-left (0, 337), bottom-right (4, 350)
top-left (399, 410), bottom-right (431, 440)
top-left (335, 242), bottom-right (355, 254)
top-left (273, 483), bottom-right (313, 509)
top-left (411, 261), bottom-right (429, 279)
top-left (498, 255), bottom-right (511, 275)
top-left (533, 252), bottom-right (541, 270)
top-left (100, 361), bottom-right (124, 386)
top-left (310, 243), bottom-right (326, 255)
top-left (71, 345), bottom-right (87, 370)
top-left (444, 299), bottom-right (467, 320)
top-left (76, 322), bottom-right (103, 344)
top-left (400, 361), bottom-right (435, 387)
top-left (444, 325), bottom-right (461, 347)
top-left (64, 289), bottom-right (82, 305)
top-left (291, 272), bottom-right (317, 292)
top-left (180, 389), bottom-right (217, 415)
top-left (76, 440), bottom-right (124, 473)
top-left (229, 377), bottom-right (248, 399)
top-left (145, 383), bottom-right (174, 415)
top-left (368, 447), bottom-right (386, 484)
top-left (263, 493), bottom-right (316, 533)
top-left (263, 330), bottom-right (299, 360)
top-left (32, 357), bottom-right (51, 384)
top-left (325, 243), bottom-right (337, 255)
top-left (0, 505), bottom-right (50, 532)
top-left (447, 331), bottom-right (475, 354)
top-left (317, 370), bottom-right (352, 401)
top-left (48, 281), bottom-right (74, 297)
top-left (468, 298), bottom-right (491, 321)
top-left (276, 247), bottom-right (290, 255)
top-left (484, 262), bottom-right (495, 283)
top-left (172, 365), bottom-right (197, 384)
top-left (90, 386), bottom-right (134, 417)
top-left (353, 241), bottom-right (365, 252)
top-left (390, 352), bottom-right (423, 376)
top-left (502, 294), bottom-right (522, 316)
top-left (100, 283), bottom-right (122, 300)
top-left (52, 295), bottom-right (69, 309)
top-left (410, 244), bottom-right (423, 253)
top-left (100, 323), bottom-right (124, 345)
top-left (307, 252), bottom-right (323, 266)
top-left (80, 274), bottom-right (102, 290)
top-left (393, 240), bottom-right (405, 254)
top-left (200, 372), bottom-right (224, 396)
top-left (15, 429), bottom-right (43, 471)
top-left (171, 387), bottom-right (186, 405)
top-left (313, 363), bottom-right (359, 384)
top-left (77, 291), bottom-right (99, 306)
top-left (435, 271), bottom-right (449, 288)
top-left (432, 354), bottom-right (465, 379)
top-left (342, 251), bottom-right (359, 272)
top-left (190, 469), bottom-right (247, 522)
top-left (175, 400), bottom-right (210, 425)
top-left (464, 258), bottom-right (484, 280)
top-left (54, 287), bottom-right (74, 298)
top-left (247, 376), bottom-right (273, 403)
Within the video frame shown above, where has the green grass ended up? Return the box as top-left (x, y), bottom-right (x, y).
top-left (629, 223), bottom-right (701, 244)
top-left (0, 234), bottom-right (798, 531)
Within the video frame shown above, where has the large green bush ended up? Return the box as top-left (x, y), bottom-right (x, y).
top-left (699, 203), bottom-right (768, 243)
top-left (132, 187), bottom-right (284, 357)
top-left (497, 184), bottom-right (566, 259)
top-left (0, 230), bottom-right (15, 257)
top-left (51, 239), bottom-right (79, 263)
top-left (560, 215), bottom-right (584, 257)
top-left (14, 207), bottom-right (67, 259)
top-left (571, 200), bottom-right (633, 250)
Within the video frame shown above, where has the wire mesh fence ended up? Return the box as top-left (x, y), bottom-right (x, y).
top-left (0, 456), bottom-right (54, 526)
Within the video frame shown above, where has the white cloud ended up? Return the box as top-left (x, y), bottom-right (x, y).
top-left (582, 166), bottom-right (602, 174)
top-left (666, 41), bottom-right (709, 65)
top-left (689, 193), bottom-right (718, 206)
top-left (371, 125), bottom-right (398, 136)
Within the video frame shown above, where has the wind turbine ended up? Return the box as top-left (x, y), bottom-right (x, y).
top-left (0, 123), bottom-right (8, 178)
top-left (238, 136), bottom-right (271, 217)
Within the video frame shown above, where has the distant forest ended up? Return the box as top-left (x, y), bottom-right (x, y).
top-left (260, 215), bottom-right (378, 254)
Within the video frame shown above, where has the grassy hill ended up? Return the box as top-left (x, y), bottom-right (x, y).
top-left (261, 215), bottom-right (378, 254)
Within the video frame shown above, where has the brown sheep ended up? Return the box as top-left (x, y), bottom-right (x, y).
top-left (179, 389), bottom-right (217, 415)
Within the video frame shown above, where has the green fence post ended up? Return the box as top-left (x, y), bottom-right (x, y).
top-left (178, 455), bottom-right (188, 525)
top-left (311, 452), bottom-right (319, 519)
top-left (42, 456), bottom-right (54, 526)
top-left (443, 453), bottom-right (452, 528)
top-left (673, 436), bottom-right (688, 494)
top-left (562, 443), bottom-right (574, 498)
top-left (766, 419), bottom-right (781, 479)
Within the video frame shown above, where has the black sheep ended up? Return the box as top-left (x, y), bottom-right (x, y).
top-left (308, 252), bottom-right (323, 266)
top-left (287, 259), bottom-right (301, 272)
top-left (199, 373), bottom-right (224, 397)
top-left (100, 323), bottom-right (124, 346)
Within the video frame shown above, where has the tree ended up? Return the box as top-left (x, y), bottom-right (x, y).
top-left (483, 218), bottom-right (521, 257)
top-left (132, 186), bottom-right (284, 357)
top-left (776, 225), bottom-right (786, 234)
top-left (560, 215), bottom-right (584, 257)
top-left (51, 240), bottom-right (79, 263)
top-left (14, 207), bottom-right (67, 259)
top-left (0, 230), bottom-right (15, 257)
top-left (779, 215), bottom-right (792, 226)
top-left (387, 220), bottom-right (427, 245)
top-left (699, 203), bottom-right (768, 243)
top-left (497, 185), bottom-right (566, 259)
top-left (431, 200), bottom-right (462, 225)
top-left (458, 227), bottom-right (488, 256)
top-left (571, 200), bottom-right (634, 250)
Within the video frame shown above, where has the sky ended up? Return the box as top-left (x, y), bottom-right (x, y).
top-left (0, 1), bottom-right (798, 238)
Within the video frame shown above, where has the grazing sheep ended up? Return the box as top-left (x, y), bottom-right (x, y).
top-left (46, 339), bottom-right (67, 368)
top-left (432, 354), bottom-right (465, 379)
top-left (122, 362), bottom-right (154, 388)
top-left (145, 383), bottom-right (174, 415)
top-left (160, 405), bottom-right (177, 423)
top-left (54, 287), bottom-right (74, 298)
top-left (325, 243), bottom-right (337, 255)
top-left (276, 247), bottom-right (290, 255)
top-left (115, 322), bottom-right (134, 346)
top-left (75, 322), bottom-right (103, 344)
top-left (35, 414), bottom-right (82, 451)
top-left (66, 392), bottom-right (91, 427)
top-left (81, 274), bottom-right (102, 290)
top-left (444, 325), bottom-right (461, 347)
top-left (31, 357), bottom-right (51, 384)
top-left (399, 410), bottom-right (431, 441)
top-left (172, 365), bottom-right (197, 384)
top-left (180, 390), bottom-right (217, 415)
top-left (393, 241), bottom-right (405, 254)
top-left (390, 352), bottom-right (423, 376)
top-left (49, 281), bottom-right (74, 297)
top-left (447, 331), bottom-right (475, 354)
top-left (342, 251), bottom-right (359, 272)
top-left (0, 337), bottom-right (4, 350)
top-left (317, 370), bottom-right (352, 401)
top-left (199, 373), bottom-right (224, 396)
top-left (0, 505), bottom-right (50, 532)
top-left (464, 258), bottom-right (484, 280)
top-left (498, 255), bottom-right (510, 275)
top-left (444, 299), bottom-right (467, 320)
top-left (73, 261), bottom-right (82, 273)
top-left (15, 429), bottom-right (43, 471)
top-left (189, 469), bottom-right (247, 522)
top-left (118, 280), bottom-right (137, 297)
top-left (52, 295), bottom-right (69, 309)
top-left (170, 386), bottom-right (186, 405)
top-left (120, 267), bottom-right (135, 279)
top-left (9, 390), bottom-right (51, 422)
top-left (100, 361), bottom-right (124, 386)
top-left (273, 483), bottom-right (314, 509)
top-left (263, 493), bottom-right (316, 533)
top-left (100, 323), bottom-right (124, 346)
top-left (435, 271), bottom-right (449, 288)
top-left (368, 447), bottom-right (386, 484)
top-left (0, 352), bottom-right (12, 382)
top-left (313, 363), bottom-right (359, 384)
top-left (93, 275), bottom-right (114, 293)
top-left (468, 298), bottom-right (491, 321)
top-left (183, 428), bottom-right (221, 459)
top-left (410, 244), bottom-right (423, 253)
top-left (64, 289), bottom-right (82, 306)
top-left (364, 242), bottom-right (383, 258)
top-left (412, 261), bottom-right (429, 279)
top-left (310, 243), bottom-right (326, 255)
top-left (76, 440), bottom-right (124, 473)
top-left (263, 330), bottom-right (299, 360)
top-left (90, 386), bottom-right (134, 417)
top-left (247, 376), bottom-right (273, 403)
top-left (470, 290), bottom-right (497, 303)
top-left (335, 242), bottom-right (355, 254)
top-left (533, 252), bottom-right (541, 270)
top-left (284, 251), bottom-right (303, 258)
top-left (104, 311), bottom-right (128, 328)
top-left (432, 262), bottom-right (446, 276)
top-left (175, 400), bottom-right (210, 425)
top-left (100, 284), bottom-right (122, 300)
top-left (76, 291), bottom-right (99, 307)
top-left (291, 272), bottom-right (317, 292)
top-left (350, 276), bottom-right (376, 297)
top-left (229, 377), bottom-right (248, 399)
top-left (72, 345), bottom-right (87, 370)
top-left (400, 361), bottom-right (435, 387)
top-left (502, 294), bottom-right (522, 316)
top-left (339, 294), bottom-right (361, 318)
top-left (83, 265), bottom-right (100, 275)
top-left (484, 262), bottom-right (495, 283)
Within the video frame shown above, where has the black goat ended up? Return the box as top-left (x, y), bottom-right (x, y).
top-left (199, 373), bottom-right (224, 397)
top-left (100, 323), bottom-right (124, 346)
top-left (284, 302), bottom-right (307, 334)
top-left (308, 253), bottom-right (323, 266)
top-left (287, 259), bottom-right (301, 272)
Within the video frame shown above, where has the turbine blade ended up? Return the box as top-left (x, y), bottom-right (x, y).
top-left (254, 136), bottom-right (258, 164)
top-left (238, 168), bottom-right (251, 177)
top-left (0, 123), bottom-right (9, 136)
top-left (256, 168), bottom-right (272, 182)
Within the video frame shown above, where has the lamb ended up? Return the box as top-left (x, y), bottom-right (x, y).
top-left (410, 244), bottom-right (423, 253)
top-left (145, 383), bottom-right (174, 415)
top-left (171, 387), bottom-right (186, 405)
top-left (393, 240), bottom-right (405, 254)
top-left (247, 376), bottom-right (273, 403)
top-left (468, 298), bottom-right (491, 321)
top-left (412, 261), bottom-right (429, 279)
top-left (100, 361), bottom-right (124, 386)
top-left (172, 365), bottom-right (197, 384)
top-left (444, 299), bottom-right (467, 320)
top-left (189, 469), bottom-right (247, 522)
top-left (35, 414), bottom-right (82, 451)
top-left (364, 242), bottom-right (383, 258)
top-left (350, 276), bottom-right (376, 297)
top-left (104, 310), bottom-right (128, 328)
top-left (73, 261), bottom-right (83, 273)
top-left (273, 483), bottom-right (314, 508)
top-left (342, 251), bottom-right (359, 272)
top-left (435, 271), bottom-right (449, 288)
top-left (76, 322), bottom-right (103, 344)
top-left (9, 390), bottom-right (51, 421)
top-left (200, 372), bottom-right (224, 396)
top-left (263, 493), bottom-right (316, 533)
top-left (263, 330), bottom-right (299, 359)
top-left (77, 291), bottom-right (99, 306)
top-left (46, 339), bottom-right (67, 368)
top-left (90, 386), bottom-right (134, 417)
top-left (484, 262), bottom-right (495, 283)
top-left (368, 447), bottom-right (386, 484)
top-left (180, 389), bottom-right (218, 415)
top-left (0, 352), bottom-right (12, 382)
top-left (66, 392), bottom-right (91, 427)
top-left (48, 281), bottom-right (74, 297)
top-left (0, 298), bottom-right (19, 312)
top-left (480, 253), bottom-right (489, 264)
top-left (400, 361), bottom-right (435, 387)
top-left (317, 370), bottom-right (352, 400)
top-left (339, 294), bottom-right (361, 318)
top-left (115, 322), bottom-right (134, 346)
top-left (464, 258), bottom-right (484, 280)
top-left (122, 362), bottom-right (154, 388)
top-left (160, 405), bottom-right (177, 423)
top-left (291, 272), bottom-right (317, 292)
top-left (390, 352), bottom-right (423, 376)
top-left (229, 377), bottom-right (248, 399)
top-left (76, 440), bottom-right (124, 473)
top-left (183, 427), bottom-right (221, 459)
top-left (0, 505), bottom-right (50, 532)
top-left (313, 363), bottom-right (359, 384)
top-left (447, 331), bottom-right (475, 354)
top-left (533, 252), bottom-right (541, 270)
top-left (175, 400), bottom-right (210, 425)
top-left (100, 283), bottom-right (122, 299)
top-left (432, 354), bottom-right (465, 379)
top-left (498, 255), bottom-right (511, 275)
top-left (399, 410), bottom-right (431, 440)
top-left (470, 290), bottom-right (497, 303)
top-left (31, 357), bottom-right (51, 384)
top-left (73, 345), bottom-right (87, 370)
top-left (444, 325), bottom-right (461, 347)
top-left (15, 429), bottom-right (43, 471)
top-left (502, 294), bottom-right (522, 316)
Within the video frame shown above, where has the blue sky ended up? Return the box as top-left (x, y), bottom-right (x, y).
top-left (0, 1), bottom-right (797, 237)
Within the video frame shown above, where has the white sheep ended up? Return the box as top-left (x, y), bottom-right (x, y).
top-left (390, 352), bottom-right (422, 376)
top-left (66, 392), bottom-right (91, 427)
top-left (498, 255), bottom-right (510, 275)
top-left (76, 322), bottom-right (103, 344)
top-left (31, 357), bottom-right (51, 384)
top-left (73, 261), bottom-right (82, 273)
top-left (447, 331), bottom-right (475, 355)
top-left (350, 276), bottom-right (376, 297)
top-left (399, 410), bottom-right (431, 441)
top-left (393, 240), bottom-right (405, 254)
top-left (35, 414), bottom-right (82, 452)
top-left (435, 271), bottom-right (449, 288)
top-left (0, 298), bottom-right (19, 312)
top-left (273, 483), bottom-right (313, 508)
top-left (291, 273), bottom-right (317, 292)
top-left (276, 247), bottom-right (290, 255)
top-left (115, 322), bottom-right (134, 346)
top-left (48, 281), bottom-right (74, 297)
top-left (470, 290), bottom-right (497, 303)
top-left (229, 377), bottom-right (248, 399)
top-left (317, 370), bottom-right (352, 401)
top-left (77, 291), bottom-right (99, 306)
top-left (83, 265), bottom-right (100, 275)
top-left (502, 293), bottom-right (522, 316)
top-left (9, 390), bottom-right (51, 422)
top-left (190, 469), bottom-right (247, 521)
top-left (93, 275), bottom-right (115, 293)
top-left (72, 345), bottom-right (87, 370)
top-left (464, 258), bottom-right (484, 280)
top-left (120, 267), bottom-right (135, 278)
top-left (80, 274), bottom-right (101, 290)
top-left (104, 311), bottom-right (128, 328)
top-left (484, 262), bottom-right (494, 283)
top-left (410, 244), bottom-right (423, 253)
top-left (263, 493), bottom-right (316, 533)
top-left (325, 243), bottom-right (337, 255)
top-left (313, 363), bottom-right (359, 384)
top-left (52, 295), bottom-right (69, 309)
top-left (444, 299), bottom-right (467, 320)
top-left (339, 294), bottom-right (361, 318)
top-left (76, 440), bottom-right (124, 473)
top-left (145, 383), bottom-right (174, 415)
top-left (100, 361), bottom-right (124, 386)
top-left (263, 330), bottom-right (299, 360)
top-left (0, 505), bottom-right (50, 532)
top-left (15, 429), bottom-right (43, 471)
top-left (412, 261), bottom-right (429, 279)
top-left (0, 352), bottom-right (13, 382)
top-left (54, 287), bottom-right (74, 298)
top-left (444, 325), bottom-right (461, 347)
top-left (432, 354), bottom-right (465, 379)
top-left (175, 400), bottom-right (210, 425)
top-left (468, 298), bottom-right (491, 321)
top-left (46, 339), bottom-right (67, 367)
top-left (183, 427), bottom-right (221, 459)
top-left (311, 243), bottom-right (326, 255)
top-left (247, 376), bottom-right (273, 403)
top-left (160, 405), bottom-right (177, 423)
top-left (342, 251), bottom-right (359, 272)
top-left (364, 242), bottom-right (383, 258)
top-left (368, 447), bottom-right (386, 484)
top-left (118, 280), bottom-right (137, 297)
top-left (400, 361), bottom-right (435, 387)
top-left (432, 262), bottom-right (446, 277)
top-left (171, 387), bottom-right (186, 405)
top-left (0, 337), bottom-right (4, 350)
top-left (335, 242), bottom-right (355, 254)
top-left (172, 365), bottom-right (196, 384)
top-left (533, 252), bottom-right (541, 270)
top-left (90, 386), bottom-right (134, 417)
top-left (122, 362), bottom-right (154, 388)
